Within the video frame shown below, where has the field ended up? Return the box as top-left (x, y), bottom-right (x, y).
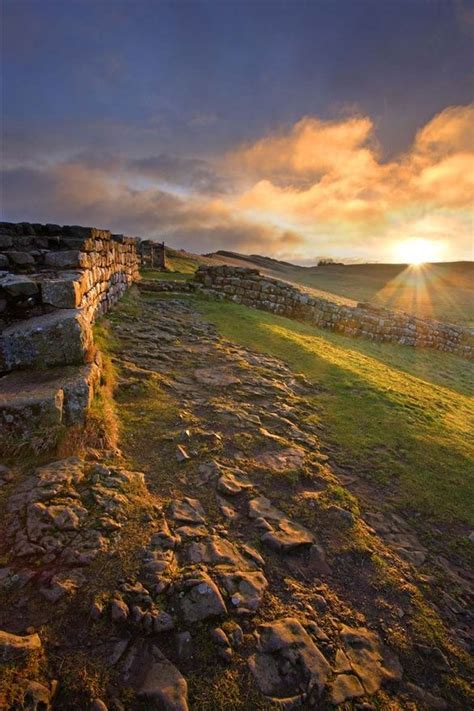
top-left (160, 248), bottom-right (474, 327)
top-left (278, 261), bottom-right (474, 327)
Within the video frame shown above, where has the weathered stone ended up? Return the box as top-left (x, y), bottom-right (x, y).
top-left (138, 646), bottom-right (189, 711)
top-left (40, 570), bottom-right (86, 602)
top-left (211, 627), bottom-right (230, 647)
top-left (0, 273), bottom-right (38, 298)
top-left (6, 251), bottom-right (36, 267)
top-left (333, 649), bottom-right (352, 673)
top-left (169, 498), bottom-right (206, 524)
top-left (44, 250), bottom-right (83, 269)
top-left (0, 309), bottom-right (93, 371)
top-left (248, 496), bottom-right (314, 552)
top-left (111, 598), bottom-right (130, 622)
top-left (217, 470), bottom-right (253, 495)
top-left (178, 572), bottom-right (227, 623)
top-left (153, 611), bottom-right (174, 632)
top-left (0, 360), bottom-right (101, 448)
top-left (339, 625), bottom-right (403, 695)
top-left (41, 272), bottom-right (83, 308)
top-left (186, 535), bottom-right (258, 569)
top-left (254, 446), bottom-right (306, 472)
top-left (249, 618), bottom-right (330, 702)
top-left (176, 445), bottom-right (191, 462)
top-left (0, 629), bottom-right (42, 661)
top-left (194, 367), bottom-right (241, 386)
top-left (220, 570), bottom-right (268, 613)
top-left (331, 674), bottom-right (365, 704)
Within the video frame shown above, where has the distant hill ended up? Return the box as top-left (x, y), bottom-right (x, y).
top-left (205, 250), bottom-right (306, 272)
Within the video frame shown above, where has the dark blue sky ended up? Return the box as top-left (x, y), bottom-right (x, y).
top-left (1, 1), bottom-right (473, 260)
top-left (3, 0), bottom-right (472, 159)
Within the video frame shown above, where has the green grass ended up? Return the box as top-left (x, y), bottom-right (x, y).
top-left (140, 269), bottom-right (193, 281)
top-left (195, 297), bottom-right (474, 527)
top-left (268, 261), bottom-right (474, 327)
top-left (165, 247), bottom-right (200, 273)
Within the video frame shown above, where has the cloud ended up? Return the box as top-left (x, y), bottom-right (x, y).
top-left (222, 104), bottom-right (473, 259)
top-left (0, 159), bottom-right (303, 258)
top-left (127, 154), bottom-right (229, 194)
top-left (1, 104), bottom-right (472, 261)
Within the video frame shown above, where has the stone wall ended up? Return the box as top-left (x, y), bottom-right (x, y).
top-left (194, 265), bottom-right (473, 360)
top-left (0, 222), bottom-right (140, 327)
top-left (140, 240), bottom-right (167, 270)
top-left (0, 222), bottom-right (141, 449)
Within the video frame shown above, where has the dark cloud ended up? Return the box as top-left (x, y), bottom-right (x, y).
top-left (127, 154), bottom-right (229, 194)
top-left (0, 160), bottom-right (303, 258)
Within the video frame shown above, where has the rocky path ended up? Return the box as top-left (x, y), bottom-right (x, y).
top-left (0, 290), bottom-right (472, 710)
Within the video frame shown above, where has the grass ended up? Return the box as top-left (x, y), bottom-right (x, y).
top-left (165, 247), bottom-right (200, 273)
top-left (140, 269), bottom-right (193, 281)
top-left (194, 297), bottom-right (474, 530)
top-left (267, 261), bottom-right (474, 327)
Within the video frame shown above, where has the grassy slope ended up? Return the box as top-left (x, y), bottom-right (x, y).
top-left (280, 262), bottom-right (474, 326)
top-left (171, 244), bottom-right (474, 326)
top-left (195, 297), bottom-right (474, 532)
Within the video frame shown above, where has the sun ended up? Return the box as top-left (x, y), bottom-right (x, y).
top-left (394, 238), bottom-right (442, 265)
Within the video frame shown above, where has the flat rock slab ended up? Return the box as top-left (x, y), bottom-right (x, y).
top-left (248, 496), bottom-right (315, 553)
top-left (331, 673), bottom-right (365, 705)
top-left (185, 535), bottom-right (260, 570)
top-left (220, 570), bottom-right (268, 614)
top-left (194, 368), bottom-right (241, 387)
top-left (254, 446), bottom-right (306, 472)
top-left (0, 308), bottom-right (93, 371)
top-left (178, 572), bottom-right (227, 623)
top-left (138, 646), bottom-right (189, 711)
top-left (249, 617), bottom-right (330, 703)
top-left (217, 469), bottom-right (254, 496)
top-left (339, 625), bottom-right (403, 695)
top-left (169, 498), bottom-right (206, 524)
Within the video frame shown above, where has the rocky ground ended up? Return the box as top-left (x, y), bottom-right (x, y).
top-left (0, 287), bottom-right (472, 710)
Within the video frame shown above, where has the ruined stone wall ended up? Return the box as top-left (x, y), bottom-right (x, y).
top-left (195, 265), bottom-right (473, 360)
top-left (0, 222), bottom-right (140, 327)
top-left (0, 222), bottom-right (141, 445)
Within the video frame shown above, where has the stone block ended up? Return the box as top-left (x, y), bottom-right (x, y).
top-left (41, 272), bottom-right (83, 308)
top-left (0, 309), bottom-right (93, 372)
top-left (0, 370), bottom-right (65, 443)
top-left (0, 358), bottom-right (101, 449)
top-left (44, 251), bottom-right (84, 269)
top-left (6, 251), bottom-right (36, 267)
top-left (0, 273), bottom-right (38, 299)
top-left (0, 235), bottom-right (13, 249)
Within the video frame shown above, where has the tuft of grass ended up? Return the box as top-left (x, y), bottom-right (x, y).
top-left (323, 483), bottom-right (360, 515)
top-left (165, 247), bottom-right (200, 273)
top-left (140, 269), bottom-right (193, 281)
top-left (188, 667), bottom-right (277, 711)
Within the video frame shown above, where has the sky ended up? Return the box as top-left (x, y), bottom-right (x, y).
top-left (1, 0), bottom-right (473, 263)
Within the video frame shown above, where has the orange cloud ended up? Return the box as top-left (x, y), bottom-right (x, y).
top-left (221, 104), bottom-right (473, 259)
top-left (3, 104), bottom-right (472, 262)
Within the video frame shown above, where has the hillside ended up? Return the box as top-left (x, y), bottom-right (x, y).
top-left (163, 249), bottom-right (474, 327)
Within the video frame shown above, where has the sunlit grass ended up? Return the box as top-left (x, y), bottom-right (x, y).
top-left (195, 297), bottom-right (474, 526)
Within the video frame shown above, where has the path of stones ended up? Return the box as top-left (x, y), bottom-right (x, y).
top-left (1, 292), bottom-right (471, 710)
